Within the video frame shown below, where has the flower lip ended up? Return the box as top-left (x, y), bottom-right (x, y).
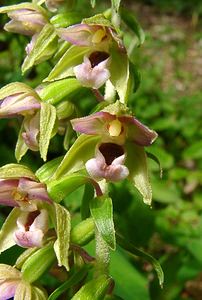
top-left (24, 210), bottom-right (40, 231)
top-left (99, 142), bottom-right (124, 165)
top-left (89, 51), bottom-right (109, 67)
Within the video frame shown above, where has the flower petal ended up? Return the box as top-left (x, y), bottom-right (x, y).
top-left (5, 9), bottom-right (46, 36)
top-left (119, 115), bottom-right (158, 146)
top-left (0, 280), bottom-right (19, 300)
top-left (22, 113), bottom-right (40, 151)
top-left (74, 56), bottom-right (110, 89)
top-left (14, 210), bottom-right (48, 248)
top-left (0, 180), bottom-right (19, 207)
top-left (71, 111), bottom-right (115, 135)
top-left (18, 178), bottom-right (50, 202)
top-left (57, 24), bottom-right (99, 46)
top-left (85, 147), bottom-right (129, 182)
top-left (0, 264), bottom-right (21, 281)
top-left (0, 93), bottom-right (40, 118)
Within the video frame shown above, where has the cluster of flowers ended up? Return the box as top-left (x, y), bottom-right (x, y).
top-left (0, 1), bottom-right (158, 299)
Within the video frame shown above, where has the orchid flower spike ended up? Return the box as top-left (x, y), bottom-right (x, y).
top-left (0, 177), bottom-right (51, 211)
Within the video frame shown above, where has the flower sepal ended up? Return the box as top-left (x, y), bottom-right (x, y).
top-left (125, 142), bottom-right (152, 205)
top-left (22, 24), bottom-right (58, 74)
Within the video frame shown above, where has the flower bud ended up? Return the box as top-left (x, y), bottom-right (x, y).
top-left (4, 8), bottom-right (46, 36)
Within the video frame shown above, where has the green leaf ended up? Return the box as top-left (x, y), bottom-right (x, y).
top-left (117, 234), bottom-right (164, 288)
top-left (110, 249), bottom-right (150, 300)
top-left (0, 208), bottom-right (21, 254)
top-left (0, 3), bottom-right (47, 15)
top-left (44, 45), bottom-right (90, 82)
top-left (109, 48), bottom-right (129, 103)
top-left (81, 183), bottom-right (94, 220)
top-left (146, 151), bottom-right (163, 178)
top-left (51, 12), bottom-right (81, 28)
top-left (38, 78), bottom-right (81, 105)
top-left (82, 14), bottom-right (112, 27)
top-left (183, 140), bottom-right (202, 160)
top-left (126, 143), bottom-right (152, 205)
top-left (120, 8), bottom-right (145, 46)
top-left (0, 82), bottom-right (40, 101)
top-left (48, 266), bottom-right (87, 300)
top-left (90, 0), bottom-right (96, 8)
top-left (0, 163), bottom-right (36, 180)
top-left (53, 203), bottom-right (71, 271)
top-left (39, 102), bottom-right (57, 161)
top-left (129, 62), bottom-right (141, 93)
top-left (90, 196), bottom-right (116, 250)
top-left (47, 173), bottom-right (89, 203)
top-left (152, 179), bottom-right (180, 204)
top-left (185, 238), bottom-right (202, 264)
top-left (22, 24), bottom-right (57, 74)
top-left (111, 0), bottom-right (121, 12)
top-left (148, 146), bottom-right (174, 170)
top-left (53, 134), bottom-right (100, 179)
top-left (71, 218), bottom-right (94, 246)
top-left (36, 156), bottom-right (63, 183)
top-left (21, 242), bottom-right (56, 283)
top-left (71, 275), bottom-right (111, 300)
top-left (15, 121), bottom-right (29, 162)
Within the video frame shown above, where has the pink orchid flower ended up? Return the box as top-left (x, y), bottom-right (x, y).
top-left (71, 111), bottom-right (158, 146)
top-left (0, 177), bottom-right (51, 211)
top-left (71, 110), bottom-right (157, 182)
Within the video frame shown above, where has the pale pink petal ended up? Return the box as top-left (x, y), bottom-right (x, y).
top-left (14, 210), bottom-right (48, 248)
top-left (0, 180), bottom-right (19, 207)
top-left (119, 116), bottom-right (158, 146)
top-left (0, 280), bottom-right (19, 300)
top-left (18, 178), bottom-right (51, 202)
top-left (22, 112), bottom-right (40, 151)
top-left (30, 209), bottom-right (49, 233)
top-left (71, 111), bottom-right (115, 135)
top-left (14, 229), bottom-right (44, 248)
top-left (57, 24), bottom-right (100, 46)
top-left (0, 94), bottom-right (40, 118)
top-left (85, 146), bottom-right (129, 182)
top-left (74, 57), bottom-right (110, 89)
top-left (25, 34), bottom-right (38, 55)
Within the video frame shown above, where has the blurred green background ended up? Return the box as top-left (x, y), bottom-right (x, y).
top-left (0, 0), bottom-right (202, 299)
